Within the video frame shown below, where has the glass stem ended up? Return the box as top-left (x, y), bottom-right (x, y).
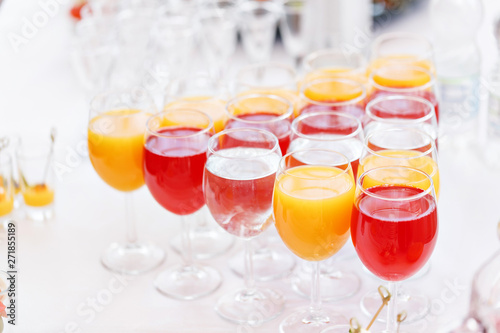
top-left (125, 192), bottom-right (137, 245)
top-left (244, 239), bottom-right (256, 294)
top-left (386, 281), bottom-right (399, 332)
top-left (181, 215), bottom-right (194, 266)
top-left (310, 261), bottom-right (322, 317)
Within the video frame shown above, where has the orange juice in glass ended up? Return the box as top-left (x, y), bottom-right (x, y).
top-left (16, 135), bottom-right (56, 222)
top-left (164, 73), bottom-right (228, 133)
top-left (299, 78), bottom-right (366, 119)
top-left (0, 155), bottom-right (14, 219)
top-left (88, 109), bottom-right (150, 192)
top-left (302, 48), bottom-right (368, 85)
top-left (273, 149), bottom-right (355, 332)
top-left (235, 63), bottom-right (300, 117)
top-left (359, 128), bottom-right (440, 198)
top-left (369, 32), bottom-right (435, 75)
top-left (88, 91), bottom-right (164, 275)
top-left (164, 97), bottom-right (227, 133)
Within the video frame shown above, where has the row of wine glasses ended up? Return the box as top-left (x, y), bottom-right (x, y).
top-left (85, 31), bottom-right (443, 331)
top-left (86, 85), bottom-right (440, 328)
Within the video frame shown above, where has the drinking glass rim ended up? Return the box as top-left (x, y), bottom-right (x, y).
top-left (236, 62), bottom-right (297, 90)
top-left (300, 77), bottom-right (367, 107)
top-left (364, 128), bottom-right (436, 158)
top-left (16, 137), bottom-right (52, 159)
top-left (291, 111), bottom-right (363, 141)
top-left (302, 48), bottom-right (367, 73)
top-left (146, 109), bottom-right (214, 139)
top-left (89, 89), bottom-right (156, 119)
top-left (371, 32), bottom-right (434, 60)
top-left (365, 95), bottom-right (436, 124)
top-left (357, 166), bottom-right (434, 201)
top-left (207, 128), bottom-right (280, 159)
top-left (370, 64), bottom-right (435, 92)
top-left (278, 148), bottom-right (352, 180)
top-left (225, 93), bottom-right (294, 123)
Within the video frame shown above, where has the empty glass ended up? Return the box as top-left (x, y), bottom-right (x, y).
top-left (238, 0), bottom-right (282, 63)
top-left (198, 0), bottom-right (238, 82)
top-left (279, 0), bottom-right (309, 68)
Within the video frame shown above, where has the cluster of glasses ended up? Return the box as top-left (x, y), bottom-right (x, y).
top-left (72, 0), bottom-right (305, 98)
top-left (85, 30), bottom-right (444, 332)
top-left (0, 131), bottom-right (57, 225)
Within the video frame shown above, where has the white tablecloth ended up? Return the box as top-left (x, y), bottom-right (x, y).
top-left (1, 0), bottom-right (500, 332)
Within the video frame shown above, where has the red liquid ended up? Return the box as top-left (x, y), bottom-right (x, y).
top-left (224, 112), bottom-right (291, 154)
top-left (369, 90), bottom-right (439, 122)
top-left (300, 103), bottom-right (365, 120)
top-left (351, 185), bottom-right (438, 281)
top-left (144, 127), bottom-right (210, 215)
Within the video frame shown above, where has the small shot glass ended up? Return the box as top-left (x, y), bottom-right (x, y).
top-left (0, 154), bottom-right (15, 228)
top-left (17, 136), bottom-right (55, 222)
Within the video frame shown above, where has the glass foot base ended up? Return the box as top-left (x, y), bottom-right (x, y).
top-left (229, 246), bottom-right (296, 281)
top-left (216, 288), bottom-right (284, 325)
top-left (291, 264), bottom-right (361, 302)
top-left (279, 308), bottom-right (347, 333)
top-left (24, 204), bottom-right (54, 222)
top-left (155, 264), bottom-right (221, 300)
top-left (361, 288), bottom-right (430, 323)
top-left (101, 242), bottom-right (165, 275)
top-left (170, 227), bottom-right (234, 260)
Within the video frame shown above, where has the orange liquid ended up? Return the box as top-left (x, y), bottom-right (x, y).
top-left (238, 89), bottom-right (300, 117)
top-left (164, 96), bottom-right (227, 133)
top-left (0, 190), bottom-right (14, 216)
top-left (88, 109), bottom-right (150, 192)
top-left (22, 184), bottom-right (54, 207)
top-left (273, 165), bottom-right (355, 261)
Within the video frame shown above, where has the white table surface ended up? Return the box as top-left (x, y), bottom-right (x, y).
top-left (1, 0), bottom-right (500, 332)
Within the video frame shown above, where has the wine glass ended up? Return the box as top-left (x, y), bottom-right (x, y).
top-left (369, 32), bottom-right (435, 74)
top-left (164, 72), bottom-right (228, 133)
top-left (198, 0), bottom-right (238, 83)
top-left (88, 90), bottom-right (165, 274)
top-left (364, 95), bottom-right (439, 149)
top-left (163, 73), bottom-right (234, 260)
top-left (225, 93), bottom-right (294, 154)
top-left (204, 128), bottom-right (284, 324)
top-left (288, 111), bottom-right (364, 301)
top-left (224, 93), bottom-right (296, 281)
top-left (352, 166), bottom-right (439, 332)
top-left (279, 0), bottom-right (309, 69)
top-left (273, 149), bottom-right (355, 332)
top-left (369, 64), bottom-right (440, 122)
top-left (234, 62), bottom-right (300, 117)
top-left (359, 127), bottom-right (440, 197)
top-left (358, 128), bottom-right (440, 323)
top-left (0, 154), bottom-right (14, 227)
top-left (299, 77), bottom-right (367, 119)
top-left (238, 0), bottom-right (282, 64)
top-left (144, 109), bottom-right (222, 300)
top-left (302, 48), bottom-right (368, 84)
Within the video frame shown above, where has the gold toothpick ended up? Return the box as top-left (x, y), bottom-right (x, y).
top-left (397, 311), bottom-right (407, 333)
top-left (366, 285), bottom-right (392, 330)
top-left (349, 317), bottom-right (362, 333)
